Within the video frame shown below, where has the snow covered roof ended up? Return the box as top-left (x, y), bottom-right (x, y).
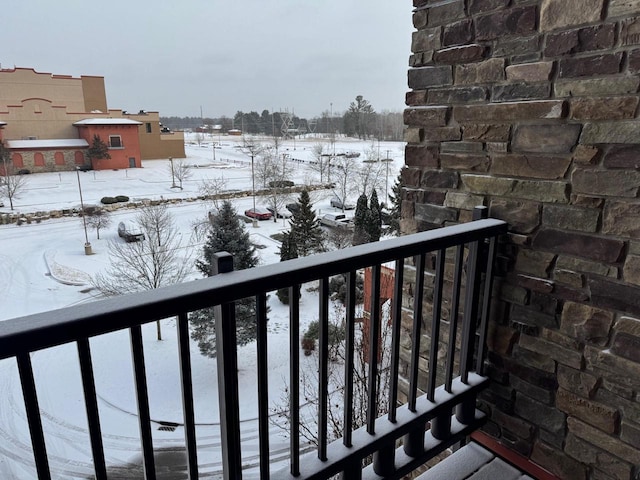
top-left (6, 139), bottom-right (89, 149)
top-left (0, 121), bottom-right (6, 126)
top-left (73, 118), bottom-right (142, 126)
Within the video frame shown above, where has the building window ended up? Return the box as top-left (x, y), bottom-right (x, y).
top-left (109, 135), bottom-right (123, 148)
top-left (34, 152), bottom-right (45, 166)
top-left (146, 123), bottom-right (152, 133)
top-left (55, 152), bottom-right (65, 166)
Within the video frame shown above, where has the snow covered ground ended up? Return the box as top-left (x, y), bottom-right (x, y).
top-left (0, 134), bottom-right (404, 478)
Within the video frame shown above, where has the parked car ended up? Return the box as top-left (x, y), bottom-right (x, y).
top-left (244, 207), bottom-right (273, 220)
top-left (319, 213), bottom-right (354, 230)
top-left (286, 203), bottom-right (300, 215)
top-left (266, 207), bottom-right (292, 219)
top-left (118, 220), bottom-right (145, 242)
top-left (330, 196), bottom-right (355, 210)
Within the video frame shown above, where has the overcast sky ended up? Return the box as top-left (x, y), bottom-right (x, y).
top-left (1, 1), bottom-right (412, 119)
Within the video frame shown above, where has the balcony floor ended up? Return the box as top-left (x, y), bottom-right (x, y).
top-left (416, 442), bottom-right (534, 480)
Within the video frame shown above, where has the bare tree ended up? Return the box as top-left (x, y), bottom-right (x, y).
top-left (92, 207), bottom-right (192, 340)
top-left (84, 207), bottom-right (112, 240)
top-left (308, 143), bottom-right (331, 184)
top-left (270, 301), bottom-right (393, 450)
top-left (357, 147), bottom-right (385, 198)
top-left (330, 155), bottom-right (359, 212)
top-left (198, 175), bottom-right (228, 210)
top-left (0, 147), bottom-right (29, 211)
top-left (258, 152), bottom-right (296, 221)
top-left (168, 158), bottom-right (192, 189)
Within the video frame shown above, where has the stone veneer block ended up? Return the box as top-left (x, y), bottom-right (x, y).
top-left (441, 153), bottom-right (489, 171)
top-left (543, 205), bottom-right (599, 232)
top-left (573, 169), bottom-right (640, 197)
top-left (462, 174), bottom-right (569, 203)
top-left (443, 19), bottom-right (473, 46)
top-left (556, 389), bottom-right (618, 434)
top-left (411, 27), bottom-right (441, 53)
top-left (403, 107), bottom-right (449, 127)
top-left (415, 203), bottom-right (458, 225)
top-left (462, 124), bottom-right (510, 141)
top-left (455, 58), bottom-right (505, 85)
top-left (512, 124), bottom-right (581, 154)
top-left (533, 228), bottom-right (624, 263)
top-left (506, 62), bottom-right (554, 82)
top-left (427, 86), bottom-right (487, 104)
top-left (604, 145), bottom-right (640, 169)
top-left (609, 0), bottom-right (640, 18)
top-left (624, 255), bottom-right (640, 286)
top-left (603, 201), bottom-right (640, 237)
top-left (569, 418), bottom-right (640, 466)
top-left (622, 17), bottom-right (640, 46)
top-left (408, 66), bottom-right (453, 89)
top-left (453, 100), bottom-right (565, 122)
top-left (427, 0), bottom-right (466, 27)
top-left (569, 96), bottom-right (639, 120)
top-left (491, 153), bottom-right (572, 179)
top-left (555, 77), bottom-right (640, 97)
top-left (540, 0), bottom-right (605, 32)
top-left (444, 191), bottom-right (485, 210)
top-left (475, 6), bottom-right (537, 41)
top-left (490, 199), bottom-right (541, 234)
top-left (545, 24), bottom-right (616, 57)
top-left (434, 44), bottom-right (486, 64)
top-left (581, 120), bottom-right (640, 143)
top-left (558, 53), bottom-right (622, 78)
top-left (405, 145), bottom-right (439, 168)
top-left (560, 301), bottom-right (614, 345)
top-left (422, 126), bottom-right (462, 142)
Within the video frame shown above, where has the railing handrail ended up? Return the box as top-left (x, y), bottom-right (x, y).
top-left (0, 218), bottom-right (506, 359)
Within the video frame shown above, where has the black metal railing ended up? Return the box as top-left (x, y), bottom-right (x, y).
top-left (0, 207), bottom-right (506, 479)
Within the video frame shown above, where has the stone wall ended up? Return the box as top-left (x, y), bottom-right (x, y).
top-left (402, 1), bottom-right (640, 479)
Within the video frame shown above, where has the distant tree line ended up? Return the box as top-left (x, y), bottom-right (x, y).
top-left (160, 96), bottom-right (405, 141)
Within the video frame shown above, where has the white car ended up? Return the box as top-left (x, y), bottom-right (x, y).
top-left (266, 207), bottom-right (292, 218)
top-left (330, 196), bottom-right (355, 210)
top-left (118, 221), bottom-right (145, 242)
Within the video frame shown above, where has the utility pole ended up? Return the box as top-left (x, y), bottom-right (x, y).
top-left (170, 157), bottom-right (177, 188)
top-left (76, 167), bottom-right (92, 255)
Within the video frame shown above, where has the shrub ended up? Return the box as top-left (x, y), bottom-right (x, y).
top-left (115, 195), bottom-right (130, 203)
top-left (269, 180), bottom-right (294, 188)
top-left (100, 196), bottom-right (117, 204)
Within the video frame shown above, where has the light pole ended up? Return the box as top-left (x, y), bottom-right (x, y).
top-left (250, 153), bottom-right (258, 228)
top-left (382, 151), bottom-right (393, 208)
top-left (76, 167), bottom-right (92, 255)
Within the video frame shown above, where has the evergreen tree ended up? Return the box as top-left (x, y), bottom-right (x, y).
top-left (87, 134), bottom-right (111, 162)
top-left (276, 232), bottom-right (301, 304)
top-left (385, 171), bottom-right (403, 237)
top-left (366, 190), bottom-right (382, 242)
top-left (190, 200), bottom-right (259, 358)
top-left (289, 190), bottom-right (324, 256)
top-left (352, 193), bottom-right (369, 246)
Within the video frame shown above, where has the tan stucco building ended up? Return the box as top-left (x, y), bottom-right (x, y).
top-left (0, 67), bottom-right (184, 172)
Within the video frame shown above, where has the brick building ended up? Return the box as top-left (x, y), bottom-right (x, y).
top-left (0, 67), bottom-right (185, 172)
top-left (402, 1), bottom-right (640, 479)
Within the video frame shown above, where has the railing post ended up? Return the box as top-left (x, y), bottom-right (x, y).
top-left (457, 206), bottom-right (487, 425)
top-left (213, 252), bottom-right (243, 480)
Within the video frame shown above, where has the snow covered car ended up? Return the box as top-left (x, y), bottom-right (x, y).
top-left (330, 196), bottom-right (355, 210)
top-left (244, 207), bottom-right (273, 220)
top-left (118, 221), bottom-right (145, 242)
top-left (266, 207), bottom-right (292, 219)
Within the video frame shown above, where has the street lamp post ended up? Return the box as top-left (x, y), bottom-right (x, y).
top-left (76, 167), bottom-right (92, 255)
top-left (382, 150), bottom-right (393, 208)
top-left (250, 153), bottom-right (258, 228)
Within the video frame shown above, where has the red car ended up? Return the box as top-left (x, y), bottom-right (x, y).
top-left (244, 207), bottom-right (273, 220)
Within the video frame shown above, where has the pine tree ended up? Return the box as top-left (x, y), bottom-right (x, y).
top-left (352, 193), bottom-right (369, 245)
top-left (86, 134), bottom-right (111, 161)
top-left (190, 200), bottom-right (259, 358)
top-left (385, 171), bottom-right (403, 237)
top-left (289, 190), bottom-right (324, 256)
top-left (276, 232), bottom-right (301, 304)
top-left (366, 190), bottom-right (382, 242)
